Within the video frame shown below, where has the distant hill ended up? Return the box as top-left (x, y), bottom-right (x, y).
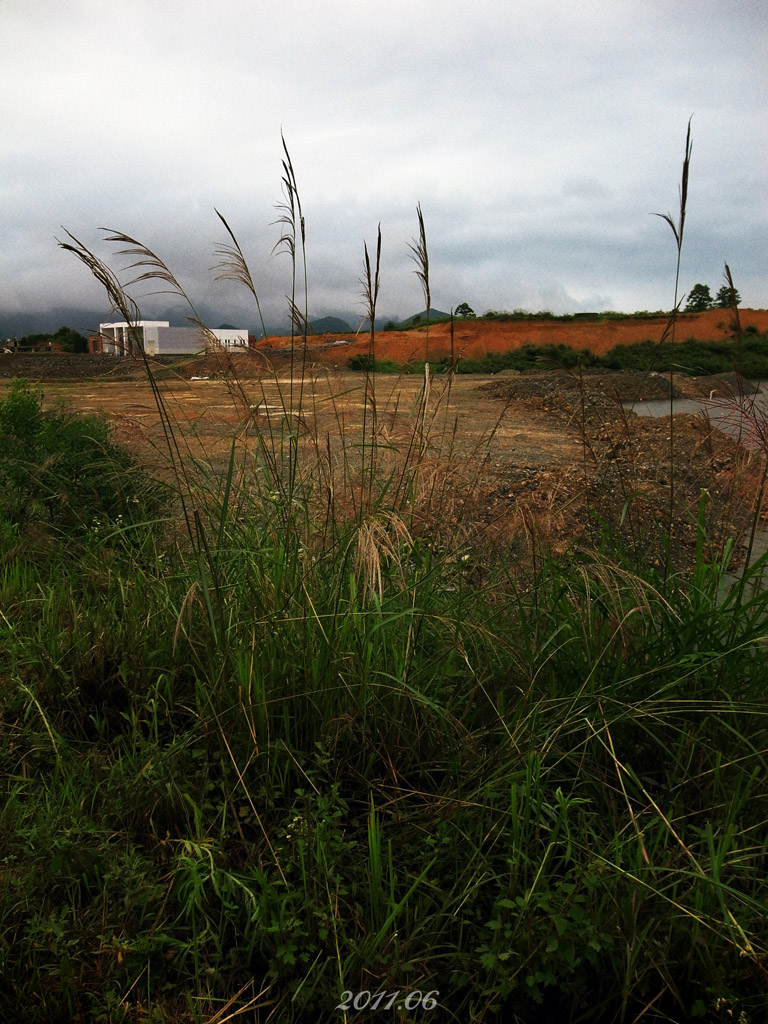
top-left (310, 316), bottom-right (354, 334)
top-left (401, 308), bottom-right (451, 325)
top-left (302, 310), bottom-right (451, 335)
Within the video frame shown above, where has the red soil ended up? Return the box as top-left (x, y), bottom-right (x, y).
top-left (255, 308), bottom-right (768, 367)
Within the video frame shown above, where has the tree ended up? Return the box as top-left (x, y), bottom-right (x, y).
top-left (454, 302), bottom-right (476, 318)
top-left (684, 284), bottom-right (714, 313)
top-left (16, 326), bottom-right (88, 353)
top-left (54, 326), bottom-right (88, 353)
top-left (715, 284), bottom-right (741, 309)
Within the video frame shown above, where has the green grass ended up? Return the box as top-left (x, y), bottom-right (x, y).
top-left (348, 334), bottom-right (768, 377)
top-left (2, 133), bottom-right (767, 1022)
top-left (3, 465), bottom-right (767, 1022)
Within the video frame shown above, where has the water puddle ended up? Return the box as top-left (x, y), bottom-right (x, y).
top-left (624, 381), bottom-right (768, 441)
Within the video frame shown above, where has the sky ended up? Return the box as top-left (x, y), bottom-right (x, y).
top-left (1, 0), bottom-right (766, 336)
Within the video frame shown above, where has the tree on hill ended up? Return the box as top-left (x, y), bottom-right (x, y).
top-left (684, 284), bottom-right (714, 313)
top-left (715, 283), bottom-right (741, 309)
top-left (454, 302), bottom-right (476, 318)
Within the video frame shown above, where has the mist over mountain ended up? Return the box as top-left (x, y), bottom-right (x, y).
top-left (0, 305), bottom-right (272, 341)
top-left (2, 305), bottom-right (455, 341)
top-left (1, 308), bottom-right (111, 340)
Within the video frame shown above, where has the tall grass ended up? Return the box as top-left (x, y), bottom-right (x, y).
top-left (1, 136), bottom-right (767, 1023)
top-left (654, 117), bottom-right (693, 577)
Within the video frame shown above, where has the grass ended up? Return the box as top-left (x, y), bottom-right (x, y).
top-left (1, 132), bottom-right (767, 1023)
top-left (347, 333), bottom-right (768, 378)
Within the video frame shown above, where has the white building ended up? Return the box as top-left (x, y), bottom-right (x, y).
top-left (97, 321), bottom-right (249, 356)
top-left (211, 328), bottom-right (250, 350)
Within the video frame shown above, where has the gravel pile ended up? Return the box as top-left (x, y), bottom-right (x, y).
top-left (480, 369), bottom-right (685, 430)
top-left (0, 354), bottom-right (177, 381)
top-left (480, 368), bottom-right (681, 403)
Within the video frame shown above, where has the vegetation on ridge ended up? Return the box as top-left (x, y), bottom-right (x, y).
top-left (349, 331), bottom-right (768, 377)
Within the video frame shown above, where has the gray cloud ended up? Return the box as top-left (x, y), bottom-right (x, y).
top-left (1, 0), bottom-right (766, 337)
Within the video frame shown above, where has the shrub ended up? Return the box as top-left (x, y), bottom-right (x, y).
top-left (0, 377), bottom-right (165, 539)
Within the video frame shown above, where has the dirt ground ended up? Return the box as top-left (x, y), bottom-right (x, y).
top-left (476, 368), bottom-right (764, 567)
top-left (3, 354), bottom-right (763, 571)
top-left (15, 371), bottom-right (577, 477)
top-left (4, 308), bottom-right (767, 569)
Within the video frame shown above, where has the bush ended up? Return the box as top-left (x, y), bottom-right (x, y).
top-left (0, 377), bottom-right (165, 540)
top-left (0, 378), bottom-right (44, 450)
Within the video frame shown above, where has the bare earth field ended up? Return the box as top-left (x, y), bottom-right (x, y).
top-left (8, 371), bottom-right (578, 479)
top-left (2, 353), bottom-right (762, 568)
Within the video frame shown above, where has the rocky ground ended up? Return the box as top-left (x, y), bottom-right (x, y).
top-left (476, 369), bottom-right (765, 570)
top-left (0, 353), bottom-right (179, 380)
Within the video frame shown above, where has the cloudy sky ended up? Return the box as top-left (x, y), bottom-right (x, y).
top-left (1, 0), bottom-right (766, 335)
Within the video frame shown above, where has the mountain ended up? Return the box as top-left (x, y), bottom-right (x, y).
top-left (310, 316), bottom-right (354, 334)
top-left (401, 307), bottom-right (451, 325)
top-left (0, 307), bottom-right (111, 339)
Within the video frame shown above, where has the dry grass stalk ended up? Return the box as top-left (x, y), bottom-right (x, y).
top-left (653, 117), bottom-right (693, 576)
top-left (408, 203), bottom-right (430, 344)
top-left (351, 510), bottom-right (413, 604)
top-left (360, 226), bottom-right (382, 514)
